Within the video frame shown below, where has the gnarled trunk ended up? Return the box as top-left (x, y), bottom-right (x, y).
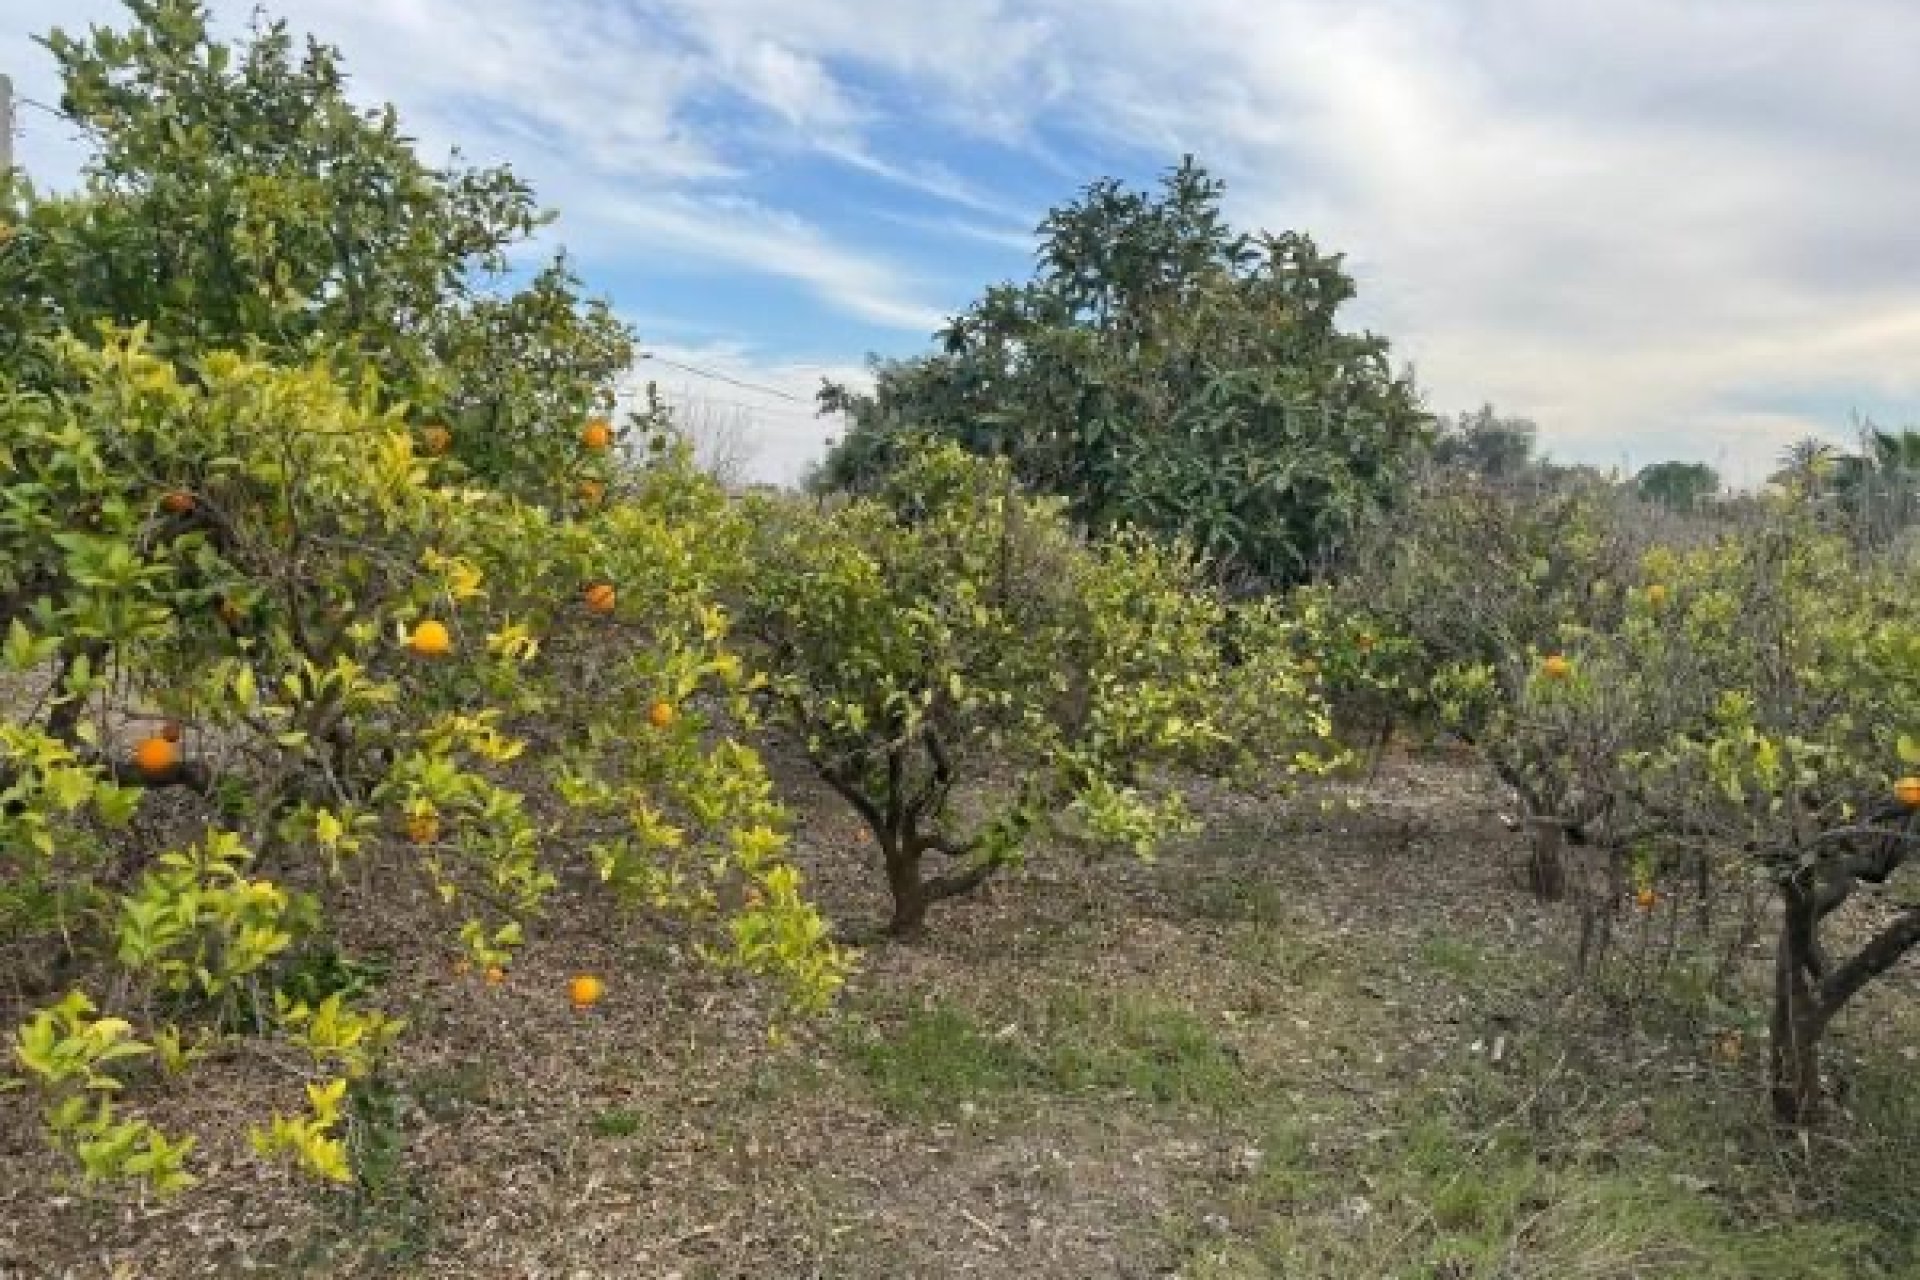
top-left (1770, 911), bottom-right (1826, 1125)
top-left (882, 839), bottom-right (930, 937)
top-left (1528, 819), bottom-right (1567, 903)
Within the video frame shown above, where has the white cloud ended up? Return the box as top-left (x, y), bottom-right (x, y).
top-left (10, 0), bottom-right (1917, 486)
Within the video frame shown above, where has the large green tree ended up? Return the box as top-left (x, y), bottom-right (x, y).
top-left (1429, 404), bottom-right (1539, 480)
top-left (0, 0), bottom-right (631, 491)
top-left (1634, 460), bottom-right (1719, 511)
top-left (814, 158), bottom-right (1430, 588)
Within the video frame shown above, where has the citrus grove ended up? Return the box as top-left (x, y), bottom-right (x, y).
top-left (2, 0), bottom-right (1917, 1257)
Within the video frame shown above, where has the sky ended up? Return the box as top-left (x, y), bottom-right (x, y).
top-left (6, 0), bottom-right (1919, 488)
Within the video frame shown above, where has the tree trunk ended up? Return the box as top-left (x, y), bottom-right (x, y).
top-left (1769, 909), bottom-right (1825, 1125)
top-left (882, 841), bottom-right (929, 938)
top-left (1528, 820), bottom-right (1567, 903)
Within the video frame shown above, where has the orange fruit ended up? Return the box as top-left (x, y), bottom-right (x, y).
top-left (160, 489), bottom-right (196, 516)
top-left (484, 966), bottom-right (506, 985)
top-left (578, 479), bottom-right (606, 506)
top-left (132, 736), bottom-right (180, 780)
top-left (581, 419), bottom-right (613, 452)
top-left (1645, 583), bottom-right (1668, 608)
top-left (1635, 886), bottom-right (1657, 911)
top-left (1895, 776), bottom-right (1920, 809)
top-left (1541, 655), bottom-right (1572, 680)
top-left (405, 812), bottom-right (441, 844)
top-left (421, 424), bottom-right (453, 456)
top-left (583, 582), bottom-right (617, 615)
top-left (568, 974), bottom-right (605, 1009)
top-left (647, 699), bottom-right (676, 730)
top-left (408, 619), bottom-right (452, 658)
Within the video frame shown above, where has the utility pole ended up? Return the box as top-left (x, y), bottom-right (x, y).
top-left (1, 73), bottom-right (15, 177)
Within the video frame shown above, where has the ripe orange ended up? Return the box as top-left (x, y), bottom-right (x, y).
top-left (405, 812), bottom-right (441, 845)
top-left (578, 479), bottom-right (606, 506)
top-left (132, 736), bottom-right (180, 779)
top-left (160, 489), bottom-right (197, 516)
top-left (581, 419), bottom-right (613, 452)
top-left (647, 699), bottom-right (676, 730)
top-left (583, 582), bottom-right (617, 615)
top-left (484, 966), bottom-right (506, 985)
top-left (568, 975), bottom-right (605, 1009)
top-left (1541, 654), bottom-right (1572, 680)
top-left (421, 424), bottom-right (453, 456)
top-left (1895, 776), bottom-right (1920, 809)
top-left (1635, 886), bottom-right (1657, 911)
top-left (408, 619), bottom-right (452, 658)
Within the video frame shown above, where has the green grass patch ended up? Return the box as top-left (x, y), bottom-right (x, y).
top-left (1034, 991), bottom-right (1246, 1108)
top-left (843, 1004), bottom-right (1030, 1116)
top-left (589, 1106), bottom-right (647, 1139)
top-left (1418, 933), bottom-right (1489, 981)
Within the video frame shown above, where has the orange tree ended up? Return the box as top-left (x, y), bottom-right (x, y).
top-left (1333, 470), bottom-right (1655, 899)
top-left (1604, 519), bottom-right (1920, 1123)
top-left (0, 0), bottom-right (846, 1198)
top-left (0, 329), bottom-right (845, 1194)
top-left (735, 442), bottom-right (1337, 936)
top-left (1347, 475), bottom-right (1920, 1123)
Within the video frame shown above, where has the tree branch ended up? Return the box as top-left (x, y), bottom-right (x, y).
top-left (1819, 907), bottom-right (1920, 1016)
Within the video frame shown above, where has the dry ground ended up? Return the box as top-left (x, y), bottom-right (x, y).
top-left (3, 748), bottom-right (1916, 1279)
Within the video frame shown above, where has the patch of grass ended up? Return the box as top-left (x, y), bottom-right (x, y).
top-left (1199, 1038), bottom-right (1900, 1280)
top-left (1036, 992), bottom-right (1247, 1108)
top-left (843, 1004), bottom-right (1029, 1116)
top-left (1418, 933), bottom-right (1488, 981)
top-left (589, 1107), bottom-right (646, 1139)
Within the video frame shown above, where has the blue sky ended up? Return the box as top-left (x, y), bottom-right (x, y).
top-left (8, 0), bottom-right (1919, 486)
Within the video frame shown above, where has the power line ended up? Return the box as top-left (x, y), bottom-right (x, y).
top-left (637, 351), bottom-right (815, 405)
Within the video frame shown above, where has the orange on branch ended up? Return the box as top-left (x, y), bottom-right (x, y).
top-left (647, 699), bottom-right (677, 730)
top-left (405, 812), bottom-right (441, 845)
top-left (160, 489), bottom-right (197, 516)
top-left (1895, 776), bottom-right (1920, 809)
top-left (132, 736), bottom-right (180, 780)
top-left (581, 419), bottom-right (613, 452)
top-left (1541, 654), bottom-right (1572, 681)
top-left (583, 582), bottom-right (617, 615)
top-left (408, 619), bottom-right (452, 658)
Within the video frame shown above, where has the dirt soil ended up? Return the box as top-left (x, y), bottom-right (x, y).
top-left (3, 748), bottom-right (1915, 1279)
